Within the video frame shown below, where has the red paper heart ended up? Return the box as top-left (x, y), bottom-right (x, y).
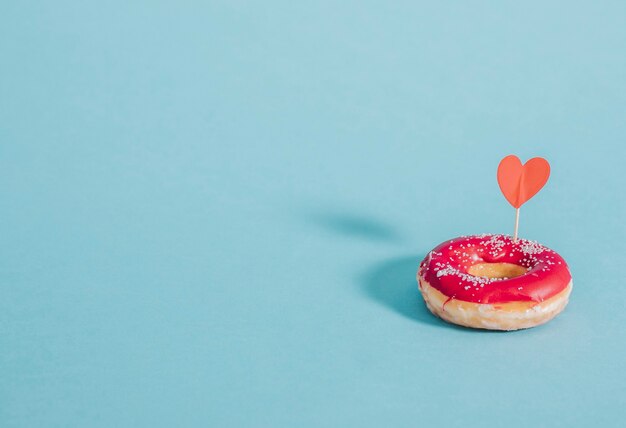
top-left (497, 155), bottom-right (550, 208)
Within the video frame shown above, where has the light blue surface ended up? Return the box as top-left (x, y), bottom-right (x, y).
top-left (2, 1), bottom-right (626, 427)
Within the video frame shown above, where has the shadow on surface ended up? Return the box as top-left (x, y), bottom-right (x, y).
top-left (308, 212), bottom-right (401, 242)
top-left (361, 255), bottom-right (474, 330)
top-left (307, 210), bottom-right (508, 331)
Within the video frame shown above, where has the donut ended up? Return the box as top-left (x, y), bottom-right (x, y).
top-left (417, 234), bottom-right (572, 331)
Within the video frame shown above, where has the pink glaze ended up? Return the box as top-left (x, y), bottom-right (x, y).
top-left (418, 234), bottom-right (571, 304)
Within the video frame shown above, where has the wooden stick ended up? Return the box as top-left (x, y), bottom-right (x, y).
top-left (513, 208), bottom-right (520, 242)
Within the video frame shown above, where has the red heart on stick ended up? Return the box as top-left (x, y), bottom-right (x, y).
top-left (497, 155), bottom-right (550, 208)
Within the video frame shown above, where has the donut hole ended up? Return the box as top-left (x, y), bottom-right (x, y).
top-left (467, 262), bottom-right (527, 280)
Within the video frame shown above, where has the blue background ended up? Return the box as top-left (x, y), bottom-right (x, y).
top-left (2, 1), bottom-right (625, 427)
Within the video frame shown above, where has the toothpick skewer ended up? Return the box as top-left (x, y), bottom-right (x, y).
top-left (513, 208), bottom-right (520, 242)
top-left (498, 155), bottom-right (550, 243)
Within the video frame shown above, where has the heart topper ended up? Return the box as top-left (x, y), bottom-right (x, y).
top-left (497, 155), bottom-right (551, 241)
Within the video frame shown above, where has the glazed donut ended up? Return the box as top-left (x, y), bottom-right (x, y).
top-left (417, 234), bottom-right (572, 331)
